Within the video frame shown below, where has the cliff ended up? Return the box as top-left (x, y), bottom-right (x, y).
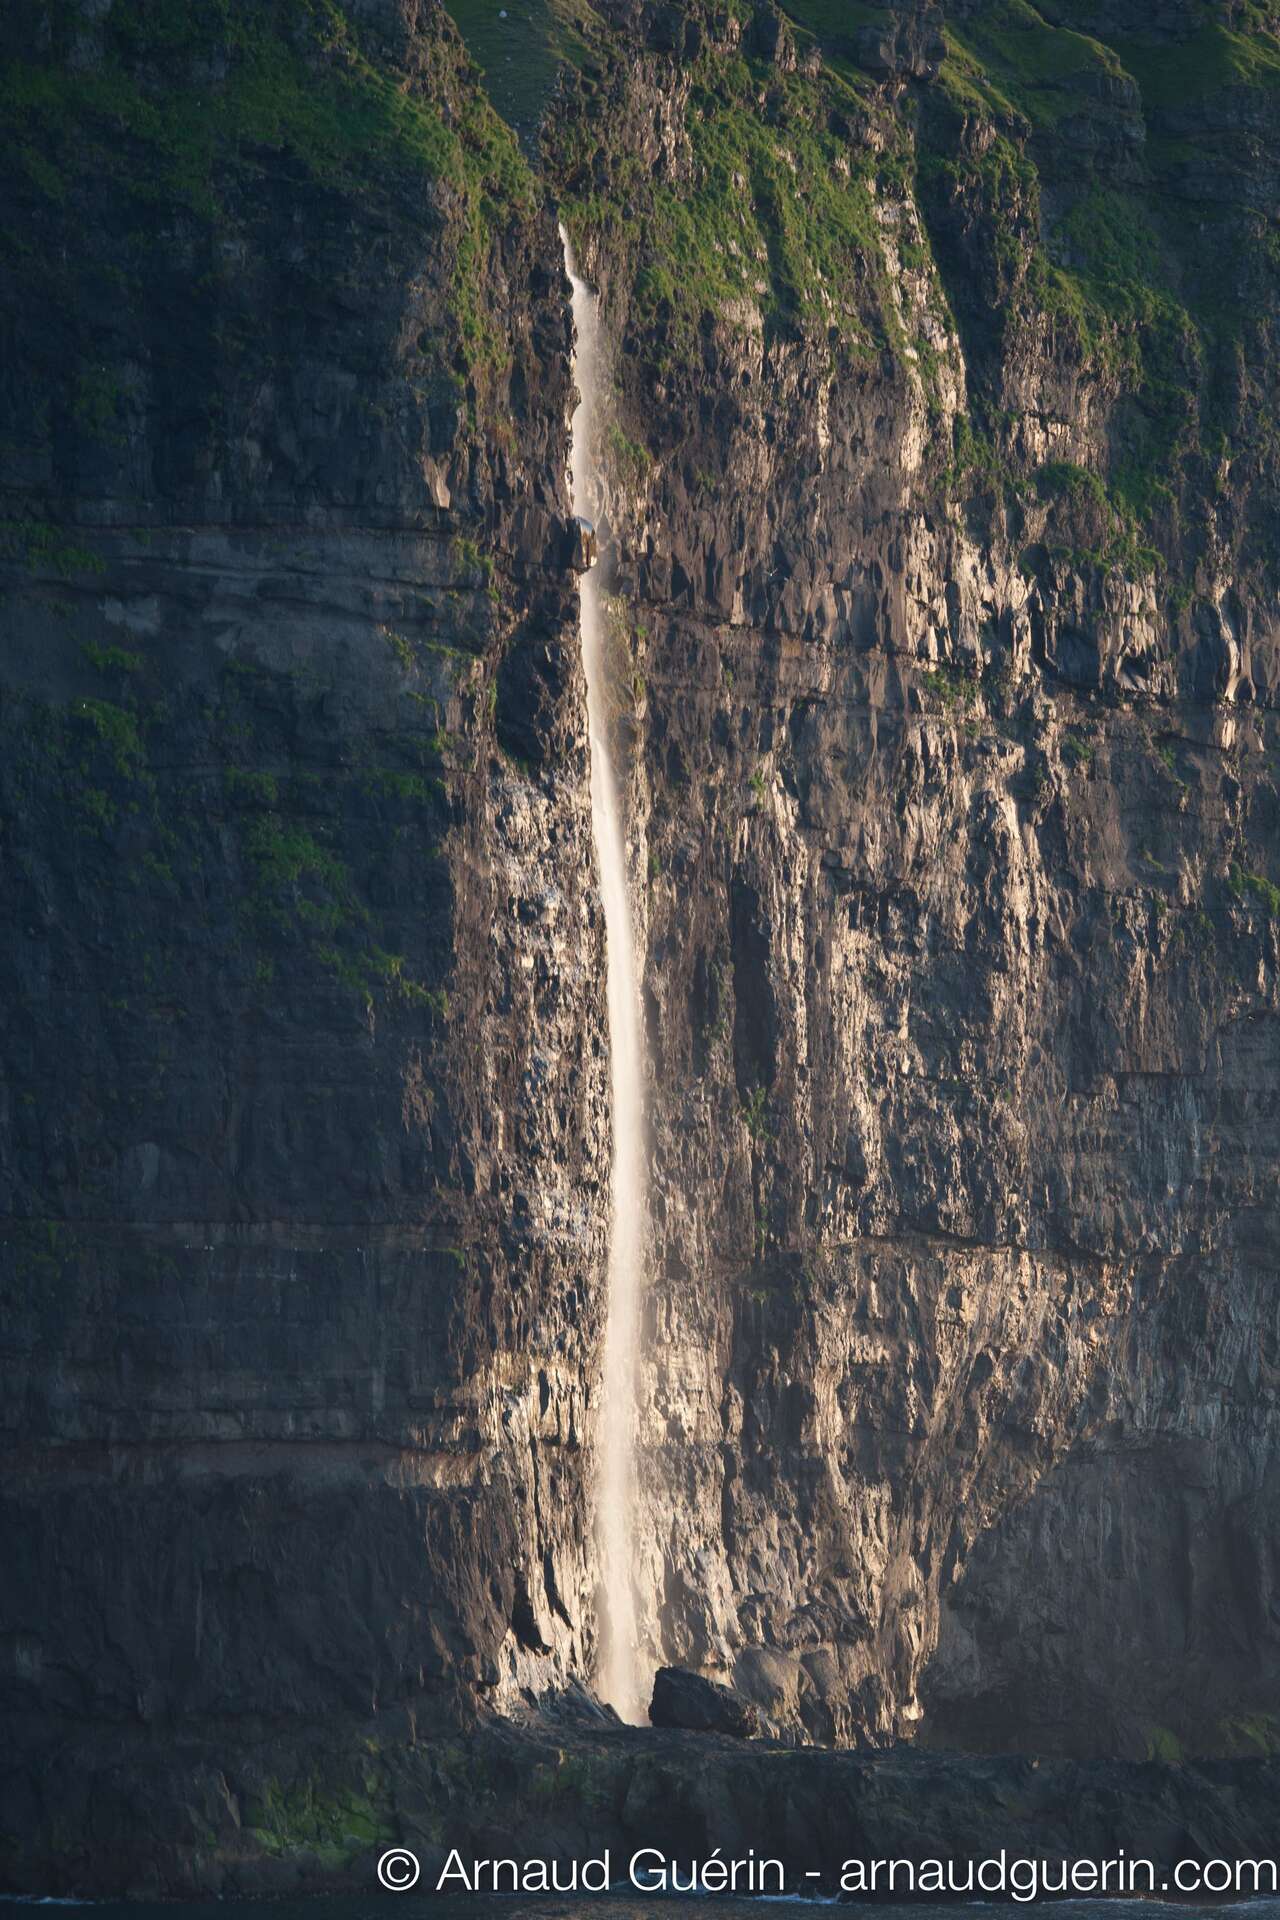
top-left (3, 0), bottom-right (1280, 1893)
top-left (544, 0), bottom-right (1280, 1759)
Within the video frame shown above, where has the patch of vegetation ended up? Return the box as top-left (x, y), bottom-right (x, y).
top-left (1215, 1710), bottom-right (1280, 1757)
top-left (76, 698), bottom-right (145, 779)
top-left (246, 1775), bottom-right (395, 1867)
top-left (1035, 461), bottom-right (1163, 578)
top-left (742, 1083), bottom-right (771, 1141)
top-left (225, 766), bottom-right (281, 809)
top-left (945, 414), bottom-right (1018, 500)
top-left (1229, 863), bottom-right (1280, 918)
top-left (920, 662), bottom-right (978, 711)
top-left (242, 816), bottom-right (357, 936)
top-left (1110, 18), bottom-right (1280, 114)
top-left (448, 0), bottom-right (600, 152)
top-left (82, 640), bottom-right (143, 676)
top-left (238, 798), bottom-right (447, 1013)
top-left (1036, 461), bottom-right (1108, 514)
top-left (557, 37), bottom-right (903, 351)
top-left (0, 517), bottom-right (104, 579)
top-left (360, 766), bottom-right (441, 806)
top-left (910, 0), bottom-right (1280, 560)
top-left (1145, 1724), bottom-right (1184, 1765)
top-left (381, 627), bottom-right (416, 673)
top-left (73, 364), bottom-right (124, 444)
top-left (452, 535), bottom-right (497, 593)
top-left (606, 419), bottom-right (653, 485)
top-left (1155, 740), bottom-right (1186, 786)
top-left (1, 0), bottom-right (534, 383)
top-left (946, 0), bottom-right (1126, 131)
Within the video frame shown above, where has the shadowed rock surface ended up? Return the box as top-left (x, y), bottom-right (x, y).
top-left (10, 1714), bottom-right (1280, 1898)
top-left (649, 1664), bottom-right (761, 1736)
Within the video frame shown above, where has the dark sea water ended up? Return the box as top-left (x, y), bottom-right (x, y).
top-left (7, 1899), bottom-right (1280, 1919)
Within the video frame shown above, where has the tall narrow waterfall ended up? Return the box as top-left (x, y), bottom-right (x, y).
top-left (560, 227), bottom-right (649, 1726)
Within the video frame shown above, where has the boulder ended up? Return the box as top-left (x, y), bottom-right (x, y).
top-left (649, 1666), bottom-right (761, 1738)
top-left (565, 514), bottom-right (597, 572)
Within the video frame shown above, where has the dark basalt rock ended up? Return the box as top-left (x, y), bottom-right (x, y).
top-left (649, 1665), bottom-right (762, 1738)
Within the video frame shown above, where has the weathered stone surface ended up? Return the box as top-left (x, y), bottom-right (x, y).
top-left (8, 1713), bottom-right (1280, 1898)
top-left (0, 0), bottom-right (609, 1874)
top-left (649, 1664), bottom-right (761, 1737)
top-left (549, 0), bottom-right (1280, 1761)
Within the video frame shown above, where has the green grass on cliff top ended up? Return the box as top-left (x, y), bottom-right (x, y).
top-left (446, 0), bottom-right (600, 151)
top-left (941, 0), bottom-right (1280, 120)
top-left (1, 0), bottom-right (535, 378)
top-left (946, 0), bottom-right (1125, 125)
top-left (1110, 15), bottom-right (1280, 108)
top-left (5, 0), bottom-right (530, 213)
top-left (917, 0), bottom-right (1280, 530)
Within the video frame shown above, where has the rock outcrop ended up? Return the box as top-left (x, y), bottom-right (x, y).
top-left (649, 1664), bottom-right (762, 1736)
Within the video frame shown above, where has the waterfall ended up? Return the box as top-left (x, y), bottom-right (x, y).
top-left (560, 226), bottom-right (649, 1726)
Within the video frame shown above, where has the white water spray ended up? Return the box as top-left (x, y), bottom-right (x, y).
top-left (560, 226), bottom-right (649, 1726)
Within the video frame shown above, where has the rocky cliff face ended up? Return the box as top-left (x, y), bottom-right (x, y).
top-left (3, 0), bottom-right (1280, 1890)
top-left (0, 0), bottom-right (614, 1873)
top-left (549, 0), bottom-right (1280, 1756)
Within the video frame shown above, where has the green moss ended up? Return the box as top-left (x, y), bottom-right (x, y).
top-left (452, 535), bottom-right (496, 589)
top-left (247, 1775), bottom-right (395, 1865)
top-left (0, 517), bottom-right (104, 580)
top-left (944, 415), bottom-right (1018, 500)
top-left (360, 766), bottom-right (441, 805)
top-left (236, 795), bottom-right (447, 1013)
top-left (558, 46), bottom-right (894, 349)
top-left (1145, 1725), bottom-right (1184, 1764)
top-left (72, 364), bottom-right (124, 443)
top-left (1036, 461), bottom-right (1108, 512)
top-left (1034, 461), bottom-right (1163, 579)
top-left (912, 0), bottom-right (1275, 553)
top-left (5, 1), bottom-right (533, 213)
top-left (920, 662), bottom-right (978, 711)
top-left (381, 627), bottom-right (416, 673)
top-left (1229, 863), bottom-right (1280, 917)
top-left (447, 0), bottom-right (599, 150)
top-left (225, 767), bottom-right (281, 808)
top-left (1111, 20), bottom-right (1280, 112)
top-left (318, 943), bottom-right (448, 1015)
top-left (606, 420), bottom-right (653, 484)
top-left (81, 641), bottom-right (143, 676)
top-left (75, 698), bottom-right (144, 779)
top-left (781, 0), bottom-right (892, 57)
top-left (947, 0), bottom-right (1125, 129)
top-left (1216, 1711), bottom-right (1280, 1756)
top-left (1, 0), bottom-right (534, 385)
top-left (243, 817), bottom-right (352, 930)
